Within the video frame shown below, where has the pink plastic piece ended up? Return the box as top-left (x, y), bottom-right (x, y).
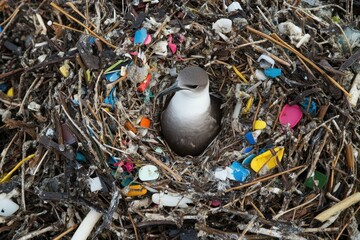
top-left (144, 34), bottom-right (152, 45)
top-left (279, 104), bottom-right (303, 128)
top-left (210, 199), bottom-right (221, 207)
top-left (168, 35), bottom-right (177, 54)
top-left (114, 161), bottom-right (134, 172)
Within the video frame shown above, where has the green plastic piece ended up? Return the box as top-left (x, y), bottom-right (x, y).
top-left (304, 171), bottom-right (328, 190)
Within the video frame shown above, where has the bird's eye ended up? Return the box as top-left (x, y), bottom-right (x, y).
top-left (186, 85), bottom-right (198, 89)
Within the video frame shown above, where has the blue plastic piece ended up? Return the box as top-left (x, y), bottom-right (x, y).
top-left (243, 146), bottom-right (254, 154)
top-left (230, 162), bottom-right (250, 182)
top-left (75, 152), bottom-right (86, 162)
top-left (104, 87), bottom-right (118, 108)
top-left (0, 83), bottom-right (9, 92)
top-left (89, 37), bottom-right (95, 45)
top-left (300, 97), bottom-right (317, 116)
top-left (109, 156), bottom-right (118, 169)
top-left (264, 68), bottom-right (282, 78)
top-left (242, 154), bottom-right (256, 165)
top-left (0, 26), bottom-right (2, 33)
top-left (245, 131), bottom-right (257, 145)
top-left (134, 28), bottom-right (147, 44)
top-left (105, 71), bottom-right (120, 82)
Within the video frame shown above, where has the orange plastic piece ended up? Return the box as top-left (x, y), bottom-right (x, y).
top-left (125, 185), bottom-right (147, 197)
top-left (124, 121), bottom-right (137, 134)
top-left (140, 117), bottom-right (151, 128)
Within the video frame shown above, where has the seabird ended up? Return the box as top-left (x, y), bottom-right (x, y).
top-left (158, 66), bottom-right (221, 156)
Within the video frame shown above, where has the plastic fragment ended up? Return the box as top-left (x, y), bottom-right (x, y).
top-left (6, 87), bottom-right (14, 97)
top-left (104, 87), bottom-right (119, 109)
top-left (230, 162), bottom-right (250, 182)
top-left (0, 26), bottom-right (2, 33)
top-left (226, 167), bottom-right (235, 180)
top-left (0, 198), bottom-right (19, 217)
top-left (227, 1), bottom-right (242, 12)
top-left (105, 71), bottom-right (120, 82)
top-left (88, 177), bottom-right (103, 192)
top-left (152, 41), bottom-right (168, 56)
top-left (0, 154), bottom-right (35, 183)
top-left (28, 101), bottom-right (41, 111)
top-left (0, 82), bottom-right (9, 92)
top-left (242, 153), bottom-right (256, 165)
top-left (254, 120), bottom-right (267, 130)
top-left (255, 69), bottom-right (267, 81)
top-left (250, 147), bottom-right (284, 173)
top-left (140, 117), bottom-right (151, 128)
top-left (280, 104), bottom-right (303, 128)
top-left (212, 18), bottom-right (232, 34)
top-left (144, 34), bottom-right (152, 45)
top-left (75, 152), bottom-right (86, 162)
top-left (214, 168), bottom-right (228, 181)
top-left (243, 146), bottom-right (253, 154)
top-left (210, 199), bottom-right (221, 207)
top-left (245, 130), bottom-right (261, 145)
top-left (139, 165), bottom-right (159, 181)
top-left (71, 208), bottom-right (102, 240)
top-left (125, 121), bottom-right (137, 134)
top-left (138, 73), bottom-right (151, 92)
top-left (152, 192), bottom-right (193, 208)
top-left (168, 35), bottom-right (177, 54)
top-left (257, 54), bottom-right (275, 68)
top-left (232, 65), bottom-right (248, 83)
top-left (304, 171), bottom-right (328, 190)
top-left (61, 123), bottom-right (77, 145)
top-left (134, 28), bottom-right (147, 44)
top-left (300, 97), bottom-right (317, 116)
top-left (125, 185), bottom-right (147, 197)
top-left (264, 68), bottom-right (282, 78)
top-left (59, 61), bottom-right (70, 77)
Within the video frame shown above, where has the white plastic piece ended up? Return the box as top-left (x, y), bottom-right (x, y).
top-left (255, 69), bottom-right (268, 81)
top-left (348, 73), bottom-right (360, 107)
top-left (139, 165), bottom-right (159, 181)
top-left (28, 101), bottom-right (41, 111)
top-left (151, 192), bottom-right (193, 208)
top-left (296, 33), bottom-right (311, 48)
top-left (212, 18), bottom-right (232, 34)
top-left (214, 168), bottom-right (228, 181)
top-left (226, 167), bottom-right (236, 180)
top-left (152, 41), bottom-right (168, 56)
top-left (71, 209), bottom-right (102, 240)
top-left (227, 2), bottom-right (242, 12)
top-left (257, 54), bottom-right (275, 68)
top-left (0, 198), bottom-right (19, 217)
top-left (88, 177), bottom-right (103, 192)
top-left (278, 22), bottom-right (302, 36)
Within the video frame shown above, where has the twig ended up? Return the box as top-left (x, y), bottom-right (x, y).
top-left (0, 3), bottom-right (23, 39)
top-left (53, 224), bottom-right (78, 240)
top-left (17, 226), bottom-right (56, 240)
top-left (225, 165), bottom-right (306, 192)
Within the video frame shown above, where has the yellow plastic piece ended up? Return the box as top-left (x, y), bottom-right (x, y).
top-left (243, 95), bottom-right (254, 114)
top-left (59, 62), bottom-right (70, 77)
top-left (254, 120), bottom-right (267, 130)
top-left (85, 69), bottom-right (91, 82)
top-left (125, 185), bottom-right (147, 197)
top-left (6, 87), bottom-right (14, 97)
top-left (232, 65), bottom-right (248, 83)
top-left (0, 154), bottom-right (36, 184)
top-left (250, 147), bottom-right (284, 173)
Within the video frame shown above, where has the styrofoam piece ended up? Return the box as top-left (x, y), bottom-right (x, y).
top-left (88, 177), bottom-right (103, 192)
top-left (139, 165), bottom-right (159, 181)
top-left (0, 198), bottom-right (19, 217)
top-left (227, 2), bottom-right (242, 12)
top-left (152, 41), bottom-right (168, 56)
top-left (152, 192), bottom-right (193, 208)
top-left (212, 18), bottom-right (232, 34)
top-left (214, 168), bottom-right (228, 181)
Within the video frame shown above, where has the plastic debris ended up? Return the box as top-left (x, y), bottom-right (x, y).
top-left (230, 162), bottom-right (250, 182)
top-left (212, 18), bottom-right (232, 34)
top-left (134, 28), bottom-right (147, 44)
top-left (254, 120), bottom-right (267, 130)
top-left (71, 208), bottom-right (102, 240)
top-left (250, 147), bottom-right (284, 173)
top-left (257, 54), bottom-right (275, 69)
top-left (125, 121), bottom-right (137, 134)
top-left (254, 69), bottom-right (268, 81)
top-left (104, 87), bottom-right (119, 108)
top-left (242, 154), bottom-right (256, 165)
top-left (152, 41), bottom-right (168, 56)
top-left (88, 177), bottom-right (103, 192)
top-left (300, 97), bottom-right (317, 116)
top-left (105, 71), bottom-right (121, 82)
top-left (245, 130), bottom-right (261, 145)
top-left (304, 171), bottom-right (328, 190)
top-left (0, 26), bottom-right (2, 33)
top-left (152, 192), bottom-right (193, 208)
top-left (280, 104), bottom-right (303, 128)
top-left (210, 199), bottom-right (221, 207)
top-left (6, 87), bottom-right (14, 97)
top-left (168, 35), bottom-right (177, 54)
top-left (75, 152), bottom-right (86, 162)
top-left (137, 73), bottom-right (151, 92)
top-left (0, 198), bottom-right (19, 217)
top-left (227, 1), bottom-right (242, 12)
top-left (125, 185), bottom-right (147, 197)
top-left (59, 61), bottom-right (70, 77)
top-left (61, 123), bottom-right (77, 145)
top-left (140, 117), bottom-right (151, 128)
top-left (28, 101), bottom-right (41, 111)
top-left (243, 146), bottom-right (254, 154)
top-left (144, 34), bottom-right (152, 45)
top-left (264, 68), bottom-right (282, 78)
top-left (0, 82), bottom-right (9, 92)
top-left (214, 168), bottom-right (228, 181)
top-left (139, 165), bottom-right (159, 181)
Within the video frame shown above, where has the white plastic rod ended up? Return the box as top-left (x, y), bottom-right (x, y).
top-left (71, 209), bottom-right (102, 240)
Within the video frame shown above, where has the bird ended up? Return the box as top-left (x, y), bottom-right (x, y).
top-left (157, 66), bottom-right (222, 156)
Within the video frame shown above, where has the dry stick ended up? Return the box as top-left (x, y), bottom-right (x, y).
top-left (53, 224), bottom-right (79, 240)
top-left (0, 3), bottom-right (23, 39)
top-left (225, 165), bottom-right (306, 192)
top-left (50, 2), bottom-right (117, 49)
top-left (128, 212), bottom-right (139, 240)
top-left (66, 2), bottom-right (97, 29)
top-left (335, 205), bottom-right (360, 240)
top-left (315, 192), bottom-right (360, 223)
top-left (141, 151), bottom-right (182, 182)
top-left (52, 22), bottom-right (89, 35)
top-left (245, 26), bottom-right (350, 97)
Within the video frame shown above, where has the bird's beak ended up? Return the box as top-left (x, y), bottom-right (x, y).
top-left (157, 81), bottom-right (184, 98)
